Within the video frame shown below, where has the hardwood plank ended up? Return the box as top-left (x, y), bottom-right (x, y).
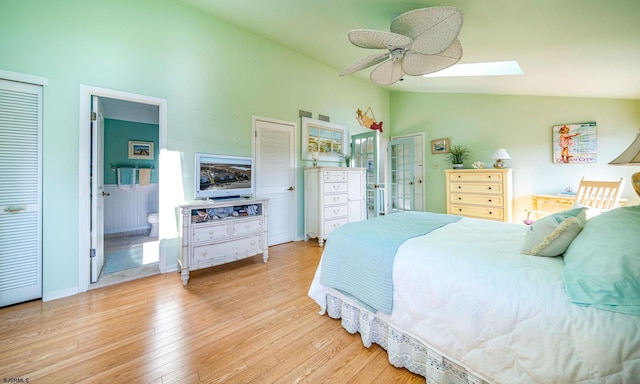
top-left (0, 241), bottom-right (423, 383)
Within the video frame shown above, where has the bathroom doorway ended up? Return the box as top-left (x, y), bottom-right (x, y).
top-left (78, 85), bottom-right (168, 291)
top-left (91, 96), bottom-right (161, 288)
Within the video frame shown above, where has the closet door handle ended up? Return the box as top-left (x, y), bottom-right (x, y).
top-left (4, 205), bottom-right (26, 213)
top-left (102, 192), bottom-right (110, 197)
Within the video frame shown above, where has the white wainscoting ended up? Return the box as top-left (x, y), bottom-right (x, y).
top-left (104, 184), bottom-right (159, 235)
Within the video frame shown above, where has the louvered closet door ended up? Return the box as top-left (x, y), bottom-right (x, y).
top-left (0, 78), bottom-right (42, 307)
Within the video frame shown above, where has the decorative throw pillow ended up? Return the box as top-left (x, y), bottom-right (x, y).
top-left (521, 207), bottom-right (587, 257)
top-left (562, 205), bottom-right (640, 316)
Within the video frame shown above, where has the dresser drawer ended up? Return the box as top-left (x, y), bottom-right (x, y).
top-left (324, 204), bottom-right (348, 219)
top-left (192, 234), bottom-right (262, 264)
top-left (323, 182), bottom-right (348, 193)
top-left (322, 170), bottom-right (348, 182)
top-left (192, 222), bottom-right (231, 243)
top-left (323, 193), bottom-right (348, 206)
top-left (450, 193), bottom-right (503, 207)
top-left (450, 183), bottom-right (503, 194)
top-left (232, 217), bottom-right (263, 237)
top-left (449, 172), bottom-right (503, 182)
top-left (450, 205), bottom-right (504, 220)
top-left (324, 217), bottom-right (349, 235)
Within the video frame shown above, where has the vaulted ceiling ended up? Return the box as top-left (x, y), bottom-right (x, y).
top-left (178, 0), bottom-right (640, 100)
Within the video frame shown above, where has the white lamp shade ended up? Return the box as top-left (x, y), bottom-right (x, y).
top-left (490, 148), bottom-right (511, 160)
top-left (609, 132), bottom-right (640, 165)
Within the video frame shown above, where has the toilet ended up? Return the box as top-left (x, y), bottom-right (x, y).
top-left (147, 213), bottom-right (159, 237)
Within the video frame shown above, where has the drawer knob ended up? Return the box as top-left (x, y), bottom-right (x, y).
top-left (458, 197), bottom-right (462, 200)
top-left (488, 199), bottom-right (492, 202)
top-left (458, 186), bottom-right (462, 189)
top-left (458, 208), bottom-right (462, 212)
top-left (488, 187), bottom-right (492, 190)
top-left (489, 211), bottom-right (493, 215)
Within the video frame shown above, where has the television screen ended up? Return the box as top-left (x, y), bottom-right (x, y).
top-left (195, 153), bottom-right (254, 199)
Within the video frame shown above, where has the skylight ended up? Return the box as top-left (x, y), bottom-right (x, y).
top-left (423, 60), bottom-right (523, 78)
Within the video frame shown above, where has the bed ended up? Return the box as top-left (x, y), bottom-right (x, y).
top-left (308, 206), bottom-right (640, 383)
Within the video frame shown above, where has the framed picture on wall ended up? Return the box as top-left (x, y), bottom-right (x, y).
top-left (128, 141), bottom-right (154, 160)
top-left (301, 117), bottom-right (348, 162)
top-left (552, 122), bottom-right (597, 164)
top-left (431, 138), bottom-right (450, 154)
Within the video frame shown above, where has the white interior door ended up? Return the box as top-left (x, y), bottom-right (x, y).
top-left (254, 117), bottom-right (296, 246)
top-left (0, 78), bottom-right (42, 307)
top-left (393, 133), bottom-right (425, 211)
top-left (351, 131), bottom-right (383, 217)
top-left (90, 96), bottom-right (105, 283)
top-left (389, 137), bottom-right (415, 212)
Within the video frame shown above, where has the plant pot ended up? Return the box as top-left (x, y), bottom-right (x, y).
top-left (452, 164), bottom-right (464, 169)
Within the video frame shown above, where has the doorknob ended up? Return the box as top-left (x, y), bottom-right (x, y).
top-left (287, 186), bottom-right (295, 191)
top-left (102, 192), bottom-right (110, 197)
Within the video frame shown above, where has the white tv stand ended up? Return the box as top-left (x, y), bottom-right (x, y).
top-left (178, 197), bottom-right (269, 285)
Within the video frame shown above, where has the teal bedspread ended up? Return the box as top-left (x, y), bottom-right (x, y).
top-left (320, 211), bottom-right (461, 314)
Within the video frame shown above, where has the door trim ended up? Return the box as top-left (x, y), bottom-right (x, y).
top-left (78, 85), bottom-right (167, 292)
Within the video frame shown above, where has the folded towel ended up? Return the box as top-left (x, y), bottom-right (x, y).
top-left (138, 168), bottom-right (151, 186)
top-left (117, 167), bottom-right (136, 190)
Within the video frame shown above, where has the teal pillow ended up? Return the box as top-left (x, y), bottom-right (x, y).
top-left (562, 205), bottom-right (640, 316)
top-left (522, 207), bottom-right (587, 257)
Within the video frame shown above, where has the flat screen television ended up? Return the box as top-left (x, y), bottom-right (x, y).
top-left (195, 153), bottom-right (254, 200)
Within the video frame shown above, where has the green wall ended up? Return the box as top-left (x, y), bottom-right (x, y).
top-left (103, 119), bottom-right (159, 184)
top-left (390, 92), bottom-right (640, 217)
top-left (2, 0), bottom-right (638, 301)
top-left (0, 0), bottom-right (388, 299)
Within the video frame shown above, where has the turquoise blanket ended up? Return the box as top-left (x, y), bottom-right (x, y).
top-left (320, 211), bottom-right (461, 314)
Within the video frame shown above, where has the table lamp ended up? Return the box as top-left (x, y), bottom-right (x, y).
top-left (490, 148), bottom-right (511, 169)
top-left (609, 129), bottom-right (640, 198)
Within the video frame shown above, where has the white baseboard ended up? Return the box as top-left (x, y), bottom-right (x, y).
top-left (42, 287), bottom-right (79, 302)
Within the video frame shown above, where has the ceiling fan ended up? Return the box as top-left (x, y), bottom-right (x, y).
top-left (339, 6), bottom-right (464, 86)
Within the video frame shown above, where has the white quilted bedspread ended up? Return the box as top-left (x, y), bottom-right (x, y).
top-left (309, 217), bottom-right (640, 383)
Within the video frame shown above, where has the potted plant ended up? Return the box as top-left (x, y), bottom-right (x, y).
top-left (447, 145), bottom-right (470, 169)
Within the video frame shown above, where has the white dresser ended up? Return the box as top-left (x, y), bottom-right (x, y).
top-left (304, 167), bottom-right (366, 247)
top-left (445, 169), bottom-right (513, 222)
top-left (178, 197), bottom-right (268, 285)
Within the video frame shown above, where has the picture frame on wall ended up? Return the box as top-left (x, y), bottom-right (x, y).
top-left (128, 140), bottom-right (154, 160)
top-left (301, 117), bottom-right (348, 163)
top-left (431, 138), bottom-right (450, 154)
top-left (552, 122), bottom-right (597, 164)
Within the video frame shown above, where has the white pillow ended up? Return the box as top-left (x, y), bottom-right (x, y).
top-left (522, 207), bottom-right (587, 257)
top-left (572, 202), bottom-right (603, 220)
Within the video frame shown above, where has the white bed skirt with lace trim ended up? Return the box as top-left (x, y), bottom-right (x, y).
top-left (324, 294), bottom-right (490, 384)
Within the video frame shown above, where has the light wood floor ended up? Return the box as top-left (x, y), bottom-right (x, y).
top-left (0, 241), bottom-right (423, 383)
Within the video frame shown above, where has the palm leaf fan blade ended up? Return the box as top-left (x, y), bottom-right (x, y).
top-left (391, 6), bottom-right (463, 55)
top-left (340, 52), bottom-right (390, 76)
top-left (347, 29), bottom-right (412, 49)
top-left (370, 59), bottom-right (404, 86)
top-left (402, 39), bottom-right (463, 76)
